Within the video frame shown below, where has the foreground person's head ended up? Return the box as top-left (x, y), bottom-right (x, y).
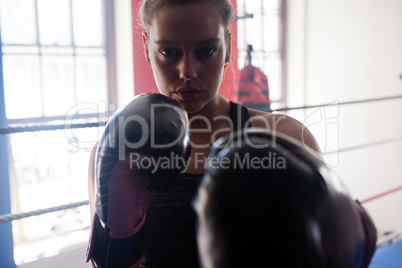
top-left (139, 0), bottom-right (233, 113)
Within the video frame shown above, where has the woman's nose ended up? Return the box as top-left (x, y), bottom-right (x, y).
top-left (178, 56), bottom-right (198, 80)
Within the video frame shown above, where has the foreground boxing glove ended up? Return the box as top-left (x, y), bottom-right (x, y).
top-left (86, 93), bottom-right (190, 268)
top-left (193, 129), bottom-right (376, 268)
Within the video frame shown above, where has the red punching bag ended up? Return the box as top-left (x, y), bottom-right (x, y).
top-left (233, 45), bottom-right (271, 111)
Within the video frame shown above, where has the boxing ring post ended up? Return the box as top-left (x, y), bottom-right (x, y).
top-left (0, 40), bottom-right (16, 268)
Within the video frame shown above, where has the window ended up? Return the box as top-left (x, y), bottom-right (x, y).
top-left (1, 0), bottom-right (114, 121)
top-left (236, 0), bottom-right (284, 103)
top-left (0, 0), bottom-right (115, 264)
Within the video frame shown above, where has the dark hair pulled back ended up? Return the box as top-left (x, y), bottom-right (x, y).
top-left (139, 0), bottom-right (234, 39)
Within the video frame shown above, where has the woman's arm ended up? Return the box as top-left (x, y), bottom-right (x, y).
top-left (248, 110), bottom-right (323, 161)
top-left (88, 143), bottom-right (97, 222)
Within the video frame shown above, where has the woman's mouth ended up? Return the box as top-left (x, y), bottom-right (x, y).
top-left (175, 88), bottom-right (203, 100)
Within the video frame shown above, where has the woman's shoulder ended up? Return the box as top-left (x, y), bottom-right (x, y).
top-left (247, 108), bottom-right (322, 156)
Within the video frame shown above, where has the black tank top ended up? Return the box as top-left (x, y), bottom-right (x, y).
top-left (141, 102), bottom-right (250, 268)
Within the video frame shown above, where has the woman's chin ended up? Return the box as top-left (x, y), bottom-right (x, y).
top-left (182, 104), bottom-right (203, 114)
top-left (171, 99), bottom-right (201, 114)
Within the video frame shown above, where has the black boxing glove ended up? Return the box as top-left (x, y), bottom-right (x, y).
top-left (193, 129), bottom-right (376, 268)
top-left (86, 93), bottom-right (190, 268)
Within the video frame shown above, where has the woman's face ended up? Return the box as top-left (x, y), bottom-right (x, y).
top-left (143, 2), bottom-right (231, 113)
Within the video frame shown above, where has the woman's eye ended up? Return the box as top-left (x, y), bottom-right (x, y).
top-left (199, 48), bottom-right (215, 57)
top-left (160, 48), bottom-right (178, 58)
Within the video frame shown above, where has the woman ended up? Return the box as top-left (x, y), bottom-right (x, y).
top-left (140, 0), bottom-right (322, 171)
top-left (87, 0), bottom-right (322, 267)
